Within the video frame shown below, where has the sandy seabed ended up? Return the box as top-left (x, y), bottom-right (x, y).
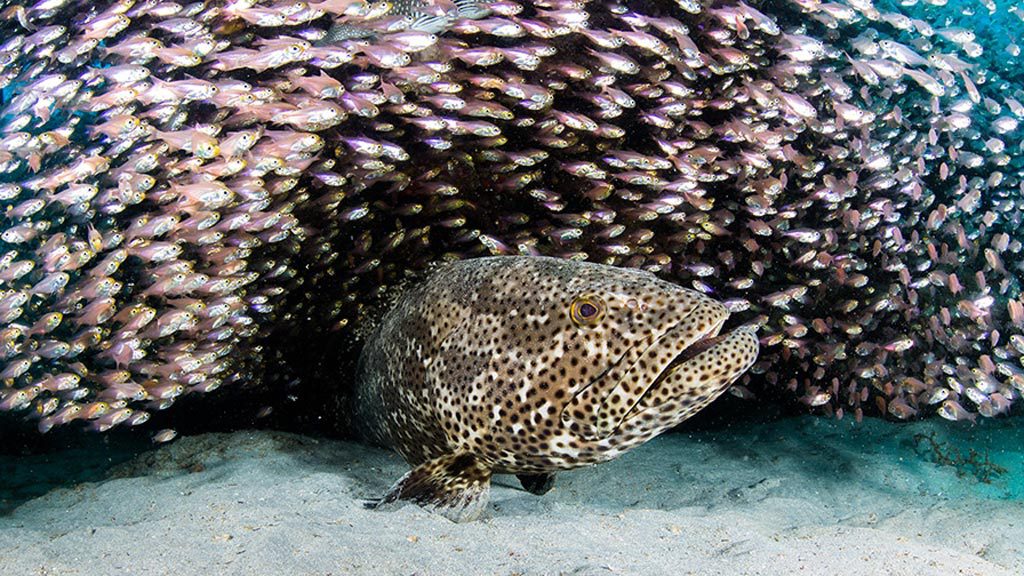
top-left (0, 416), bottom-right (1021, 576)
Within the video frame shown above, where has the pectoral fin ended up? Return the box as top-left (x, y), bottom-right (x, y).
top-left (367, 452), bottom-right (493, 522)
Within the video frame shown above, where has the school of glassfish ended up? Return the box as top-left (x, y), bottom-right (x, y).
top-left (0, 0), bottom-right (1021, 439)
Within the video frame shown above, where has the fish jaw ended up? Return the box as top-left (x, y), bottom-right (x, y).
top-left (621, 324), bottom-right (761, 435)
top-left (561, 293), bottom-right (732, 441)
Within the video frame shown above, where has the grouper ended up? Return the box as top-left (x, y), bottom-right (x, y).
top-left (353, 256), bottom-right (760, 521)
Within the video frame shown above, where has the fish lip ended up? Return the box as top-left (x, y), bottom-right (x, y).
top-left (629, 315), bottom-right (732, 409)
top-left (651, 322), bottom-right (760, 404)
top-left (668, 315), bottom-right (728, 367)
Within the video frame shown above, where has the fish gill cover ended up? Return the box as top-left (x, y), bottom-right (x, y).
top-left (0, 0), bottom-right (1020, 438)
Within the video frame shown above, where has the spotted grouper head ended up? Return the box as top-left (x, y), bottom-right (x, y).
top-left (427, 256), bottom-right (759, 471)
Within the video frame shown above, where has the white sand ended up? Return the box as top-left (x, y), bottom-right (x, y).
top-left (0, 417), bottom-right (1020, 575)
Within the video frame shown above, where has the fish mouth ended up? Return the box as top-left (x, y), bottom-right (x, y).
top-left (634, 315), bottom-right (729, 405)
top-left (622, 323), bottom-right (761, 432)
top-left (666, 328), bottom-right (729, 369)
top-left (562, 298), bottom-right (731, 440)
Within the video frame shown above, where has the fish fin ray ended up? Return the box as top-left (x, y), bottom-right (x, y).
top-left (408, 14), bottom-right (453, 34)
top-left (372, 452), bottom-right (492, 522)
top-left (453, 0), bottom-right (492, 18)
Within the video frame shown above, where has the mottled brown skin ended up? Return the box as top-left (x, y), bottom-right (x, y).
top-left (354, 256), bottom-right (759, 521)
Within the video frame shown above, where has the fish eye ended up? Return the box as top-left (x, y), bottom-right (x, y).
top-left (570, 295), bottom-right (605, 326)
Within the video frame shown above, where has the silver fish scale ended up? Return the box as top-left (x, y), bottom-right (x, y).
top-left (321, 0), bottom-right (490, 44)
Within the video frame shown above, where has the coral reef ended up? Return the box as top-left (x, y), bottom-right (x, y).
top-left (0, 0), bottom-right (1021, 435)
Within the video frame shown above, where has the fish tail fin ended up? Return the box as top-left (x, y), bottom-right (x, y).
top-left (369, 452), bottom-right (492, 522)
